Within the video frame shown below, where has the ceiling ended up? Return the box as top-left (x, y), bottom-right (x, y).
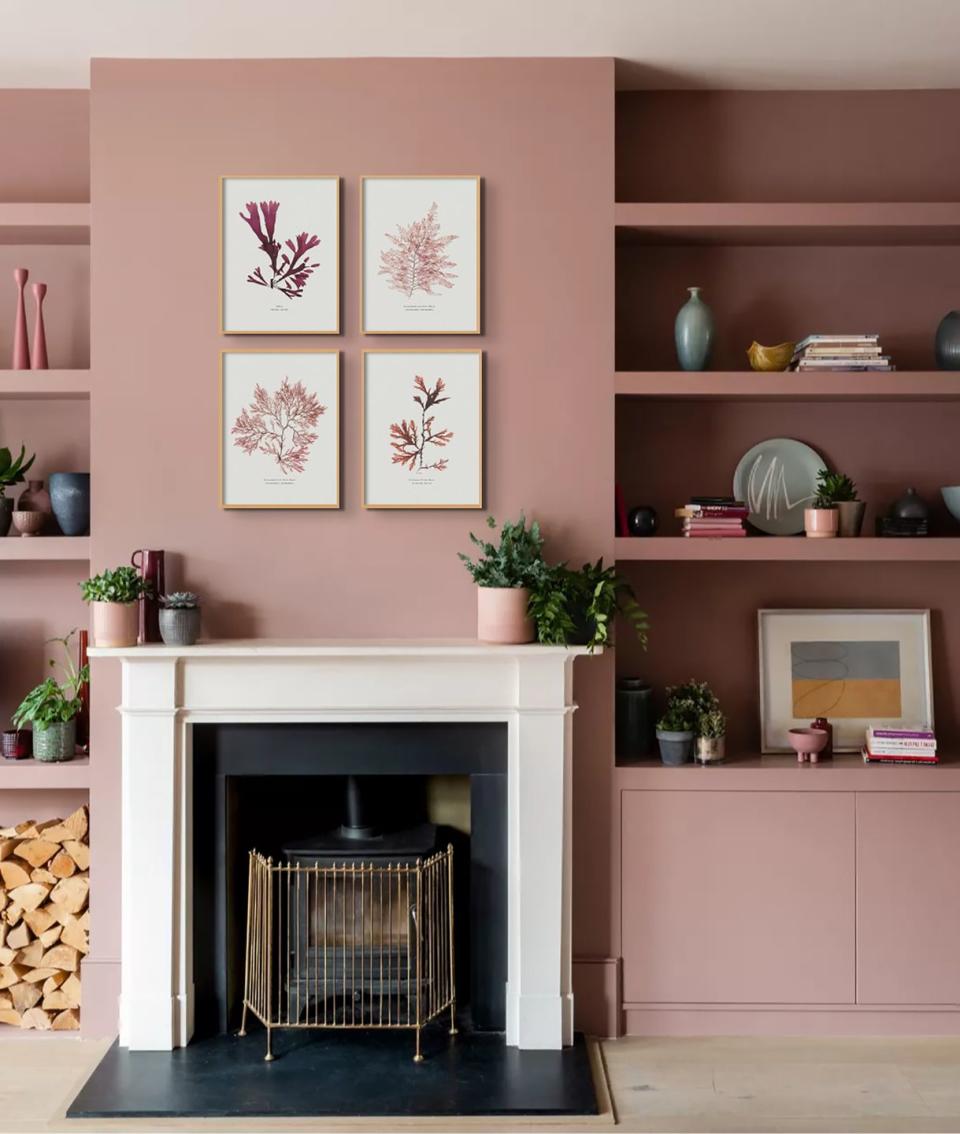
top-left (4, 0), bottom-right (960, 90)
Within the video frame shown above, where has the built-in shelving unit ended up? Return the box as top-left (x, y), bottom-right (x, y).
top-left (0, 756), bottom-right (90, 790)
top-left (615, 536), bottom-right (960, 562)
top-left (0, 370), bottom-right (91, 401)
top-left (0, 537), bottom-right (90, 561)
top-left (0, 202), bottom-right (90, 245)
top-left (615, 371), bottom-right (960, 401)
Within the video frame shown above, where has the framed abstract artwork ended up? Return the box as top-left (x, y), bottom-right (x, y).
top-left (362, 350), bottom-right (483, 509)
top-left (758, 609), bottom-right (933, 752)
top-left (361, 176), bottom-right (480, 335)
top-left (220, 351), bottom-right (340, 509)
top-left (220, 176), bottom-right (339, 335)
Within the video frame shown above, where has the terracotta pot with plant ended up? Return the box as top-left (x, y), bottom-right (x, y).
top-left (81, 565), bottom-right (152, 647)
top-left (0, 444), bottom-right (36, 538)
top-left (159, 592), bottom-right (201, 646)
top-left (804, 468), bottom-right (842, 538)
top-left (459, 515), bottom-right (548, 644)
top-left (12, 630), bottom-right (88, 762)
top-left (528, 558), bottom-right (649, 653)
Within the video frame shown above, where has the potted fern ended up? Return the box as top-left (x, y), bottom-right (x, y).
top-left (528, 559), bottom-right (648, 652)
top-left (0, 445), bottom-right (36, 537)
top-left (81, 565), bottom-right (152, 647)
top-left (459, 515), bottom-right (549, 643)
top-left (159, 592), bottom-right (201, 646)
top-left (804, 468), bottom-right (842, 539)
top-left (12, 631), bottom-right (88, 762)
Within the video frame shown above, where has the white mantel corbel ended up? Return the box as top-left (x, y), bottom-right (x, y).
top-left (89, 639), bottom-right (591, 1052)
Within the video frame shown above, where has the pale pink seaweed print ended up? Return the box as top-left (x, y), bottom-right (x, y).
top-left (379, 203), bottom-right (458, 298)
top-left (232, 378), bottom-right (326, 475)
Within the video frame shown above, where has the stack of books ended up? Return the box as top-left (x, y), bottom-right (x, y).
top-left (791, 334), bottom-right (894, 372)
top-left (863, 725), bottom-right (938, 765)
top-left (675, 497), bottom-right (748, 538)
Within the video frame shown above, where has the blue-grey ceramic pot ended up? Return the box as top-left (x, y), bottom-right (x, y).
top-left (935, 310), bottom-right (960, 370)
top-left (49, 472), bottom-right (91, 536)
top-left (674, 286), bottom-right (715, 371)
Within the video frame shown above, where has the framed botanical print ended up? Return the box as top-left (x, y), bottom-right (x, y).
top-left (220, 176), bottom-right (339, 334)
top-left (220, 351), bottom-right (340, 509)
top-left (361, 175), bottom-right (480, 335)
top-left (758, 609), bottom-right (933, 752)
top-left (363, 350), bottom-right (482, 509)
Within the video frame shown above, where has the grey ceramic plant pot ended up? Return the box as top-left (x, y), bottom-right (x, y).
top-left (837, 500), bottom-right (866, 537)
top-left (33, 718), bottom-right (76, 763)
top-left (159, 606), bottom-right (200, 646)
top-left (656, 728), bottom-right (695, 766)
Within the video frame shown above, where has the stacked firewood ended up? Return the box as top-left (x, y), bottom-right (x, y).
top-left (0, 806), bottom-right (88, 1031)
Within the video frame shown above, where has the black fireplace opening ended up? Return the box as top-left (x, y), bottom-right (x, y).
top-left (191, 722), bottom-right (508, 1042)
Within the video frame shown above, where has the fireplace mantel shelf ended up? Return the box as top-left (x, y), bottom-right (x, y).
top-left (88, 638), bottom-right (594, 659)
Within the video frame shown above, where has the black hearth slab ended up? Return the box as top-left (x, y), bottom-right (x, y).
top-left (67, 1029), bottom-right (600, 1119)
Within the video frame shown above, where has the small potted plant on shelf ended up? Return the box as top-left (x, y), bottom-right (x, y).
top-left (459, 515), bottom-right (550, 643)
top-left (824, 471), bottom-right (865, 537)
top-left (80, 565), bottom-right (152, 648)
top-left (158, 592), bottom-right (201, 646)
top-left (695, 707), bottom-right (727, 765)
top-left (657, 679), bottom-right (719, 766)
top-left (12, 631), bottom-right (88, 763)
top-left (528, 559), bottom-right (649, 652)
top-left (0, 445), bottom-right (36, 538)
top-left (804, 468), bottom-right (842, 539)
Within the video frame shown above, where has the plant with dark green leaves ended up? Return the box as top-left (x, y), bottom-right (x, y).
top-left (656, 697), bottom-right (699, 734)
top-left (0, 445), bottom-right (36, 497)
top-left (80, 566), bottom-right (152, 604)
top-left (459, 515), bottom-right (549, 589)
top-left (814, 468), bottom-right (858, 507)
top-left (160, 592), bottom-right (200, 609)
top-left (699, 708), bottom-right (727, 739)
top-left (12, 630), bottom-right (88, 732)
top-left (529, 559), bottom-right (648, 652)
top-left (658, 679), bottom-right (720, 734)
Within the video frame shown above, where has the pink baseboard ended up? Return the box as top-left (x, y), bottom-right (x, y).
top-left (573, 957), bottom-right (622, 1038)
top-left (79, 956), bottom-right (120, 1039)
top-left (624, 1006), bottom-right (960, 1037)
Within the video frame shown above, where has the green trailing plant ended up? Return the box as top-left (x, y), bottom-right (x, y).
top-left (12, 630), bottom-right (88, 733)
top-left (0, 445), bottom-right (36, 498)
top-left (528, 559), bottom-right (648, 652)
top-left (160, 591), bottom-right (200, 609)
top-left (458, 515), bottom-right (549, 589)
top-left (80, 565), bottom-right (152, 604)
top-left (814, 468), bottom-right (858, 508)
top-left (658, 679), bottom-right (719, 735)
top-left (699, 708), bottom-right (727, 739)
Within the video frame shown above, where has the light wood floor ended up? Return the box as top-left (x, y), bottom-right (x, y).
top-left (6, 1035), bottom-right (960, 1132)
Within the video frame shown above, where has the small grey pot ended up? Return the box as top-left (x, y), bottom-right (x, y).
top-left (159, 606), bottom-right (201, 646)
top-left (656, 728), bottom-right (695, 766)
top-left (837, 500), bottom-right (866, 537)
top-left (33, 719), bottom-right (76, 763)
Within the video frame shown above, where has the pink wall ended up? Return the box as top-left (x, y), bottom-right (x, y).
top-left (86, 58), bottom-right (616, 1035)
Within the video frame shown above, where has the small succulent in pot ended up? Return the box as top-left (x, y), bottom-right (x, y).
top-left (0, 444), bottom-right (36, 538)
top-left (804, 467), bottom-right (846, 539)
top-left (81, 565), bottom-right (153, 647)
top-left (695, 707), bottom-right (727, 765)
top-left (816, 470), bottom-right (866, 537)
top-left (158, 592), bottom-right (201, 647)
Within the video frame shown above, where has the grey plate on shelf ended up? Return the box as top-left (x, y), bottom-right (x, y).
top-left (733, 438), bottom-right (825, 536)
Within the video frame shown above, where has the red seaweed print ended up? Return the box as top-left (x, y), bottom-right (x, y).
top-left (240, 200), bottom-right (320, 299)
top-left (389, 376), bottom-right (454, 473)
top-left (232, 379), bottom-right (325, 475)
top-left (379, 203), bottom-right (457, 298)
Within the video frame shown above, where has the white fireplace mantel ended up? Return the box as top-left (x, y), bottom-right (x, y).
top-left (89, 639), bottom-right (592, 1052)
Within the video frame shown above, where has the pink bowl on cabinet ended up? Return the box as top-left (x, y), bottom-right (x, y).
top-left (788, 727), bottom-right (829, 758)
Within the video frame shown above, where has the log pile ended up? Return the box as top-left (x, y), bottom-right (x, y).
top-left (0, 806), bottom-right (88, 1031)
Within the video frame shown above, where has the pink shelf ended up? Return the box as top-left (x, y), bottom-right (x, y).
top-left (615, 371), bottom-right (960, 401)
top-left (0, 756), bottom-right (89, 790)
top-left (0, 537), bottom-right (90, 561)
top-left (615, 201), bottom-right (960, 246)
top-left (0, 202), bottom-right (90, 245)
top-left (0, 370), bottom-right (91, 400)
top-left (615, 537), bottom-right (960, 562)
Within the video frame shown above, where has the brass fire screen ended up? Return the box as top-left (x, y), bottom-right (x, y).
top-left (240, 847), bottom-right (456, 1062)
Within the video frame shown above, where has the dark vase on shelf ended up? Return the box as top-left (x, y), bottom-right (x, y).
top-left (627, 505), bottom-right (658, 538)
top-left (131, 548), bottom-right (165, 643)
top-left (0, 496), bottom-right (11, 538)
top-left (616, 678), bottom-right (656, 758)
top-left (49, 472), bottom-right (90, 536)
top-left (935, 310), bottom-right (960, 370)
top-left (891, 487), bottom-right (929, 522)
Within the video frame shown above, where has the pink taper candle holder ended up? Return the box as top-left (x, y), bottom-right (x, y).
top-left (30, 282), bottom-right (48, 370)
top-left (12, 268), bottom-right (30, 369)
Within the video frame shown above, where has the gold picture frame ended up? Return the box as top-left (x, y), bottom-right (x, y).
top-left (362, 350), bottom-right (483, 510)
top-left (220, 350), bottom-right (341, 510)
top-left (219, 175), bottom-right (340, 335)
top-left (360, 175), bottom-right (481, 335)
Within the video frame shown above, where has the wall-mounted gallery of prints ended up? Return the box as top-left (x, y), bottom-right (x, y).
top-left (220, 351), bottom-right (340, 509)
top-left (220, 176), bottom-right (340, 335)
top-left (361, 176), bottom-right (481, 335)
top-left (363, 350), bottom-right (483, 509)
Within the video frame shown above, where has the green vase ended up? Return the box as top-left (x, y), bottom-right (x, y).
top-left (32, 719), bottom-right (76, 762)
top-left (674, 286), bottom-right (715, 371)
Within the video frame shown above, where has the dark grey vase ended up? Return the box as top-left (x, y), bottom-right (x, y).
top-left (0, 496), bottom-right (11, 538)
top-left (674, 286), bottom-right (714, 371)
top-left (49, 472), bottom-right (90, 536)
top-left (935, 310), bottom-right (960, 370)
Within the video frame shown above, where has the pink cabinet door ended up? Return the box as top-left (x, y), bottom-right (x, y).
top-left (857, 792), bottom-right (960, 1005)
top-left (621, 790), bottom-right (855, 1005)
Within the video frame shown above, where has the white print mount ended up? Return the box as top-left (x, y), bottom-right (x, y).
top-left (88, 639), bottom-right (590, 1051)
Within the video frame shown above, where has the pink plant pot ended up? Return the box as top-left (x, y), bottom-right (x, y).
top-left (788, 727), bottom-right (829, 763)
top-left (804, 507), bottom-right (839, 538)
top-left (91, 600), bottom-right (139, 648)
top-left (476, 586), bottom-right (535, 645)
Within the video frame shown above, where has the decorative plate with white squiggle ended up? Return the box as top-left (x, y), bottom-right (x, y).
top-left (733, 438), bottom-right (825, 535)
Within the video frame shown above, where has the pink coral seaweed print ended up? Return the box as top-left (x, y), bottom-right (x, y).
top-left (239, 200), bottom-right (321, 299)
top-left (232, 378), bottom-right (326, 475)
top-left (379, 203), bottom-right (458, 298)
top-left (389, 375), bottom-right (454, 473)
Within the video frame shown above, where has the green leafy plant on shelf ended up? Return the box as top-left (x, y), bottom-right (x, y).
top-left (12, 630), bottom-right (88, 733)
top-left (0, 445), bottom-right (36, 497)
top-left (80, 565), bottom-right (152, 604)
top-left (529, 559), bottom-right (648, 653)
top-left (658, 679), bottom-right (720, 734)
top-left (458, 515), bottom-right (550, 589)
top-left (699, 707), bottom-right (727, 739)
top-left (814, 468), bottom-right (858, 507)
